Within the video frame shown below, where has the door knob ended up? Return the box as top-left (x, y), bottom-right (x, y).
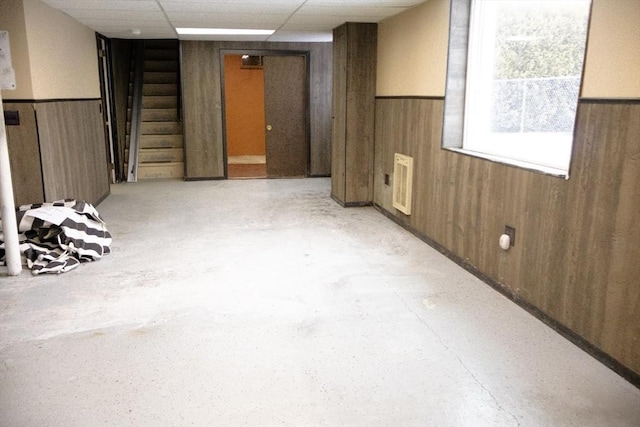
top-left (266, 125), bottom-right (272, 131)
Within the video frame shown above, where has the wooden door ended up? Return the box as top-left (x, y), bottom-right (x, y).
top-left (263, 55), bottom-right (307, 178)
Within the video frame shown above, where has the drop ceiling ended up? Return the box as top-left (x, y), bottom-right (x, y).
top-left (40, 0), bottom-right (426, 42)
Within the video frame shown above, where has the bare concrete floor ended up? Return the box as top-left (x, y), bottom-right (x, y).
top-left (1, 178), bottom-right (639, 426)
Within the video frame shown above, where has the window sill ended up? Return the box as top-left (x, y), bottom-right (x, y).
top-left (443, 147), bottom-right (570, 179)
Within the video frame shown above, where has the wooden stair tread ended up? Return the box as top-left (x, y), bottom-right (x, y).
top-left (144, 60), bottom-right (178, 72)
top-left (139, 148), bottom-right (184, 163)
top-left (141, 121), bottom-right (182, 135)
top-left (141, 108), bottom-right (178, 121)
top-left (142, 96), bottom-right (177, 108)
top-left (144, 72), bottom-right (178, 84)
top-left (138, 161), bottom-right (184, 179)
top-left (143, 84), bottom-right (178, 96)
top-left (140, 134), bottom-right (184, 148)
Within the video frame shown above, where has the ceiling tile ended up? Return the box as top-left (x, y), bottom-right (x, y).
top-left (64, 10), bottom-right (167, 21)
top-left (159, 1), bottom-right (299, 14)
top-left (304, 0), bottom-right (422, 6)
top-left (37, 0), bottom-right (429, 41)
top-left (41, 0), bottom-right (159, 11)
top-left (297, 5), bottom-right (407, 17)
top-left (267, 31), bottom-right (333, 42)
top-left (167, 12), bottom-right (287, 27)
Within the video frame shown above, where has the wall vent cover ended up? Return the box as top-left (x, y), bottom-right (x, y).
top-left (392, 153), bottom-right (413, 215)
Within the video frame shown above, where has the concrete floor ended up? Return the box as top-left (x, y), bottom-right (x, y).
top-left (1, 178), bottom-right (639, 426)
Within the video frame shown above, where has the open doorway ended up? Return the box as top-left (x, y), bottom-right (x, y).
top-left (222, 51), bottom-right (309, 179)
top-left (224, 54), bottom-right (267, 179)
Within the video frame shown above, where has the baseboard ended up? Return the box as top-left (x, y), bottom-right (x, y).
top-left (373, 203), bottom-right (640, 389)
top-left (331, 194), bottom-right (373, 208)
top-left (183, 176), bottom-right (225, 181)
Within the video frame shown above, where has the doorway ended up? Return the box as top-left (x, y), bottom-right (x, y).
top-left (222, 51), bottom-right (309, 179)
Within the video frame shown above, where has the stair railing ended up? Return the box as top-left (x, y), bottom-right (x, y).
top-left (127, 40), bottom-right (145, 182)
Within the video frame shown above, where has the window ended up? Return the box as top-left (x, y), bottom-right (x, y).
top-left (444, 0), bottom-right (591, 176)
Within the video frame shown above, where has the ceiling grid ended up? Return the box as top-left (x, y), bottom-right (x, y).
top-left (40, 0), bottom-right (425, 41)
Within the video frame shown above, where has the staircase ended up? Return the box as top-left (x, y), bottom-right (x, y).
top-left (126, 40), bottom-right (183, 180)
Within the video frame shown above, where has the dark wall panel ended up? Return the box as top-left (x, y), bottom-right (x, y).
top-left (309, 43), bottom-right (332, 176)
top-left (36, 100), bottom-right (110, 205)
top-left (374, 98), bottom-right (640, 376)
top-left (332, 23), bottom-right (377, 205)
top-left (181, 41), bottom-right (223, 179)
top-left (331, 24), bottom-right (347, 201)
top-left (3, 103), bottom-right (44, 205)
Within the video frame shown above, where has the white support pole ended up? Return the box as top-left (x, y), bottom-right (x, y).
top-left (0, 91), bottom-right (22, 275)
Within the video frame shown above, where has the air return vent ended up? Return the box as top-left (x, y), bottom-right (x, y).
top-left (392, 153), bottom-right (413, 215)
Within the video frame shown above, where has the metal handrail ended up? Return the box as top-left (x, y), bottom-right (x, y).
top-left (127, 40), bottom-right (145, 182)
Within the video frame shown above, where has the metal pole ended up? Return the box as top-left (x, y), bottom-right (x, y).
top-left (0, 91), bottom-right (22, 275)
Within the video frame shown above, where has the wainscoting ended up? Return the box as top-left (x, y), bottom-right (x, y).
top-left (4, 99), bottom-right (110, 206)
top-left (3, 103), bottom-right (43, 205)
top-left (373, 97), bottom-right (640, 382)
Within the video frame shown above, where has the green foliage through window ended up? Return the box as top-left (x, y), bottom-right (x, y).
top-left (494, 2), bottom-right (590, 79)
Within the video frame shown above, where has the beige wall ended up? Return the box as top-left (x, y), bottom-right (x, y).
top-left (377, 0), bottom-right (450, 97)
top-left (582, 0), bottom-right (640, 98)
top-left (23, 0), bottom-right (100, 99)
top-left (377, 0), bottom-right (640, 99)
top-left (1, 0), bottom-right (100, 100)
top-left (0, 0), bottom-right (34, 99)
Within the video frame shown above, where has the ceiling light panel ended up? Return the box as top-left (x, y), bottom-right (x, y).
top-left (177, 33), bottom-right (272, 42)
top-left (176, 28), bottom-right (274, 35)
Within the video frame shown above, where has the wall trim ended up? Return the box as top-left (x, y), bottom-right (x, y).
top-left (373, 202), bottom-right (640, 389)
top-left (579, 98), bottom-right (640, 104)
top-left (375, 96), bottom-right (640, 104)
top-left (2, 98), bottom-right (102, 104)
top-left (331, 195), bottom-right (372, 208)
top-left (376, 95), bottom-right (445, 100)
top-left (183, 177), bottom-right (225, 182)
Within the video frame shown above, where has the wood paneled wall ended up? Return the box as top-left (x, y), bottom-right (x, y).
top-left (374, 97), bottom-right (640, 378)
top-left (181, 40), bottom-right (332, 179)
top-left (4, 100), bottom-right (110, 206)
top-left (36, 100), bottom-right (110, 205)
top-left (3, 103), bottom-right (44, 205)
top-left (331, 23), bottom-right (377, 206)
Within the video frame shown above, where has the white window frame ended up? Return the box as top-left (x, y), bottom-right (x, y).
top-left (442, 0), bottom-right (592, 178)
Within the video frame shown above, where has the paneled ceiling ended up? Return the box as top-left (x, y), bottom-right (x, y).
top-left (40, 0), bottom-right (426, 42)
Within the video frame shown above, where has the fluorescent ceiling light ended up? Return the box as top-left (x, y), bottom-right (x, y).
top-left (176, 28), bottom-right (274, 35)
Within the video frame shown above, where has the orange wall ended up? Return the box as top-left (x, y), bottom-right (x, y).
top-left (224, 55), bottom-right (266, 157)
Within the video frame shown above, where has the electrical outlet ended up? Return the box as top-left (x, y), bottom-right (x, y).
top-left (384, 173), bottom-right (390, 186)
top-left (4, 110), bottom-right (19, 125)
top-left (504, 225), bottom-right (516, 247)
